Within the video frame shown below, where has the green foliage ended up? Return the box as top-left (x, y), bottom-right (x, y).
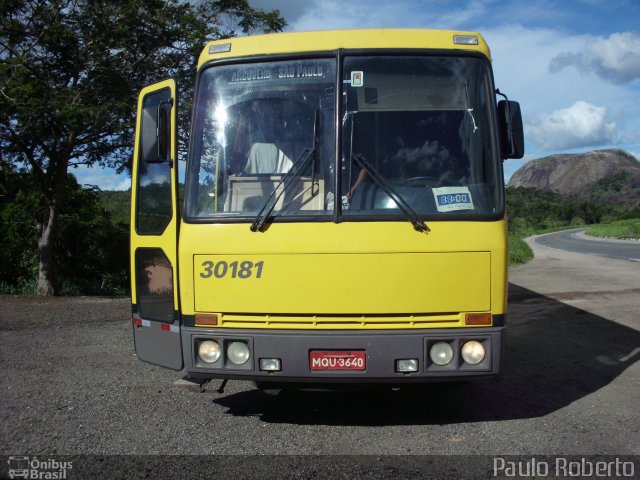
top-left (0, 0), bottom-right (285, 294)
top-left (580, 171), bottom-right (640, 206)
top-left (55, 177), bottom-right (129, 295)
top-left (506, 185), bottom-right (640, 264)
top-left (0, 171), bottom-right (39, 285)
top-left (1, 0), bottom-right (286, 171)
top-left (98, 190), bottom-right (131, 225)
top-left (586, 219), bottom-right (640, 240)
top-left (507, 186), bottom-right (604, 229)
top-left (509, 234), bottom-right (534, 265)
top-left (0, 279), bottom-right (37, 295)
top-left (586, 171), bottom-right (631, 194)
top-left (0, 171), bottom-right (129, 295)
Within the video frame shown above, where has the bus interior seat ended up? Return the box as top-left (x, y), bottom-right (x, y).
top-left (245, 143), bottom-right (293, 174)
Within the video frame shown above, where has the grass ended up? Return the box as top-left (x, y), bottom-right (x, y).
top-left (586, 219), bottom-right (640, 240)
top-left (0, 276), bottom-right (128, 296)
top-left (0, 279), bottom-right (37, 295)
top-left (509, 232), bottom-right (534, 265)
top-left (507, 221), bottom-right (591, 265)
top-left (509, 218), bottom-right (640, 265)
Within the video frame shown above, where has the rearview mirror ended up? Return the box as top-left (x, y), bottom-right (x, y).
top-left (497, 99), bottom-right (524, 160)
top-left (157, 102), bottom-right (171, 163)
top-left (141, 98), bottom-right (172, 164)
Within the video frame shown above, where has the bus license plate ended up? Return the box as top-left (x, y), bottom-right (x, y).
top-left (309, 351), bottom-right (366, 371)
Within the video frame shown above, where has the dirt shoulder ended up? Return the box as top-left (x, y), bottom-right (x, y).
top-left (510, 235), bottom-right (640, 330)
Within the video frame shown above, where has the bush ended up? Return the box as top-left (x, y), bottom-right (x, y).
top-left (0, 172), bottom-right (129, 296)
top-left (509, 235), bottom-right (534, 264)
top-left (586, 219), bottom-right (640, 240)
top-left (506, 186), bottom-right (640, 264)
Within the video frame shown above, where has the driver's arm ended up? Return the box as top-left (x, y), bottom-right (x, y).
top-left (347, 168), bottom-right (367, 198)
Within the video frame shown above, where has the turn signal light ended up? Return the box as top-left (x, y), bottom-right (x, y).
top-left (465, 313), bottom-right (491, 326)
top-left (195, 313), bottom-right (218, 326)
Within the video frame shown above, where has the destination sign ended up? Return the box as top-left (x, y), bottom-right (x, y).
top-left (229, 62), bottom-right (327, 84)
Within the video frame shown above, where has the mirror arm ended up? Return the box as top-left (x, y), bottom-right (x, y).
top-left (496, 89), bottom-right (513, 158)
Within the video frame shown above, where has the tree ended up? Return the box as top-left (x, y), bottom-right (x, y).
top-left (1, 167), bottom-right (129, 295)
top-left (0, 0), bottom-right (285, 295)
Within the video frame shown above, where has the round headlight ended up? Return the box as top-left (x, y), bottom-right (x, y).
top-left (430, 342), bottom-right (454, 366)
top-left (227, 341), bottom-right (250, 365)
top-left (461, 340), bottom-right (485, 365)
top-left (198, 340), bottom-right (221, 363)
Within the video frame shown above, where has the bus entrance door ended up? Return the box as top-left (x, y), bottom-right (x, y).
top-left (130, 79), bottom-right (183, 370)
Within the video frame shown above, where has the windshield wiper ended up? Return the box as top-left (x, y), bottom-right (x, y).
top-left (250, 111), bottom-right (318, 232)
top-left (351, 153), bottom-right (429, 233)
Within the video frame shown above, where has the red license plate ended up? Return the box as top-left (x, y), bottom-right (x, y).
top-left (309, 351), bottom-right (366, 371)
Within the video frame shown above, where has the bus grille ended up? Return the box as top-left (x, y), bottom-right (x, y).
top-left (210, 313), bottom-right (467, 329)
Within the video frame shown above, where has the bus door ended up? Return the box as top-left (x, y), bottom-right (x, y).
top-left (130, 79), bottom-right (183, 370)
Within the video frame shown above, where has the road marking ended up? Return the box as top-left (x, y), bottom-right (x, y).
top-left (619, 347), bottom-right (640, 363)
top-left (532, 229), bottom-right (640, 263)
top-left (531, 235), bottom-right (569, 253)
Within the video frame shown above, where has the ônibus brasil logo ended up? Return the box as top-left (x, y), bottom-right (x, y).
top-left (7, 456), bottom-right (73, 479)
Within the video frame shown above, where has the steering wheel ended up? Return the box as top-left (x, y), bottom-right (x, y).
top-left (402, 176), bottom-right (440, 187)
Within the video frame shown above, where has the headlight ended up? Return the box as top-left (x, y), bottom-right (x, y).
top-left (430, 342), bottom-right (454, 366)
top-left (198, 340), bottom-right (221, 363)
top-left (227, 341), bottom-right (250, 365)
top-left (461, 340), bottom-right (485, 365)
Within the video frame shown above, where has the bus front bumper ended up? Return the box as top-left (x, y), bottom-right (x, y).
top-left (182, 326), bottom-right (505, 383)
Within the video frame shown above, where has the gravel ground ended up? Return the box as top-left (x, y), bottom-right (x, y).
top-left (1, 241), bottom-right (639, 478)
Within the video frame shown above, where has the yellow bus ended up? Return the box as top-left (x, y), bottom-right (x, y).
top-left (130, 29), bottom-right (524, 387)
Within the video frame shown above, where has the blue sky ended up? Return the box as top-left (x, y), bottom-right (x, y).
top-left (74, 0), bottom-right (640, 189)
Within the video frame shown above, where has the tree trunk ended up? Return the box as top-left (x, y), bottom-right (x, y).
top-left (36, 203), bottom-right (58, 296)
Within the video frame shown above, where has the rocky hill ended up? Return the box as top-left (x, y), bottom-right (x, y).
top-left (507, 149), bottom-right (640, 206)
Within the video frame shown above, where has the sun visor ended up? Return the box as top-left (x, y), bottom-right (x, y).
top-left (354, 73), bottom-right (467, 112)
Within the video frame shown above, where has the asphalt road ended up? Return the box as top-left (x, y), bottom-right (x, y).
top-left (533, 228), bottom-right (640, 262)
top-left (1, 238), bottom-right (639, 479)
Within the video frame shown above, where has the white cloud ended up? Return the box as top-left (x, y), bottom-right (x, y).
top-left (284, 0), bottom-right (498, 32)
top-left (249, 1), bottom-right (640, 178)
top-left (254, 0), bottom-right (311, 24)
top-left (289, 0), bottom-right (426, 30)
top-left (483, 25), bottom-right (592, 109)
top-left (550, 32), bottom-right (640, 84)
top-left (432, 1), bottom-right (488, 29)
top-left (526, 101), bottom-right (617, 151)
top-left (72, 166), bottom-right (131, 191)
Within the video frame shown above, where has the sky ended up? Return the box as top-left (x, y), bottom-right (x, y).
top-left (74, 0), bottom-right (640, 189)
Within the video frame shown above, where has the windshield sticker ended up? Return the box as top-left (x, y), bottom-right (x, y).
top-left (351, 71), bottom-right (364, 87)
top-left (432, 187), bottom-right (474, 212)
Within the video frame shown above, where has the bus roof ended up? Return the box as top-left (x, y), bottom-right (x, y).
top-left (199, 29), bottom-right (491, 69)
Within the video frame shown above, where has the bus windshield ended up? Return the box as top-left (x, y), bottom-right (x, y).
top-left (186, 55), bottom-right (502, 220)
top-left (186, 58), bottom-right (336, 219)
top-left (342, 56), bottom-right (501, 217)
